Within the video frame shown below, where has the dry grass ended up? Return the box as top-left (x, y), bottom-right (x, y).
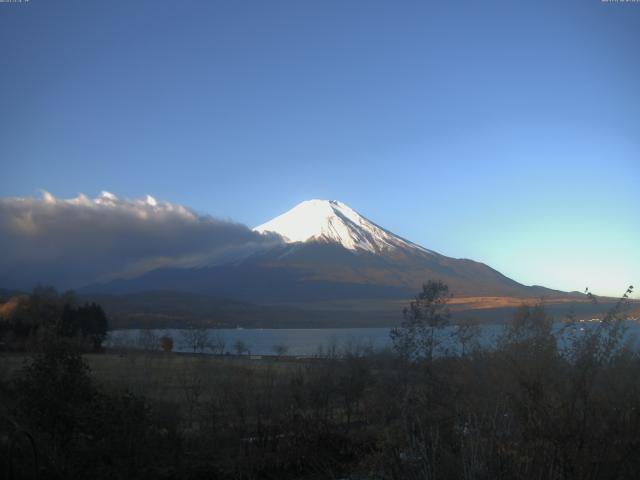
top-left (447, 296), bottom-right (582, 310)
top-left (0, 351), bottom-right (299, 407)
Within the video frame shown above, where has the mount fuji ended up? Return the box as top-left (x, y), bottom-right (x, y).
top-left (89, 199), bottom-right (564, 305)
top-left (254, 199), bottom-right (435, 255)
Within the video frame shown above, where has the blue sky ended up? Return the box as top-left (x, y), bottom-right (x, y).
top-left (1, 0), bottom-right (638, 297)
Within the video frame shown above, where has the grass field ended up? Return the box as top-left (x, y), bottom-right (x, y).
top-left (1, 351), bottom-right (302, 408)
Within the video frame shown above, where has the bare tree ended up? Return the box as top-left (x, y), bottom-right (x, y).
top-left (179, 363), bottom-right (206, 428)
top-left (272, 344), bottom-right (289, 357)
top-left (390, 280), bottom-right (452, 363)
top-left (234, 339), bottom-right (249, 356)
top-left (208, 331), bottom-right (226, 355)
top-left (136, 329), bottom-right (160, 352)
top-left (180, 325), bottom-right (209, 353)
top-left (454, 319), bottom-right (482, 357)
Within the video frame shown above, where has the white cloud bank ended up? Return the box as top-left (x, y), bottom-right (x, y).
top-left (0, 191), bottom-right (281, 290)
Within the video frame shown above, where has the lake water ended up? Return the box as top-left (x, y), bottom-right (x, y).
top-left (106, 321), bottom-right (640, 357)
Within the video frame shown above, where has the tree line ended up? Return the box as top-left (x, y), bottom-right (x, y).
top-left (0, 286), bottom-right (108, 352)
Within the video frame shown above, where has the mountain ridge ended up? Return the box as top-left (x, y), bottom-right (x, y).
top-left (86, 199), bottom-right (571, 303)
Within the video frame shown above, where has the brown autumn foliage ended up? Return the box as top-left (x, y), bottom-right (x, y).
top-left (160, 335), bottom-right (174, 353)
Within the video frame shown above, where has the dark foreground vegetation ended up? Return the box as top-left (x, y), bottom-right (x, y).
top-left (0, 286), bottom-right (108, 353)
top-left (1, 283), bottom-right (638, 479)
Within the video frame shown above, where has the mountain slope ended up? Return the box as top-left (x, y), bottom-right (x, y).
top-left (238, 239), bottom-right (560, 298)
top-left (251, 200), bottom-right (564, 298)
top-left (87, 199), bottom-right (567, 302)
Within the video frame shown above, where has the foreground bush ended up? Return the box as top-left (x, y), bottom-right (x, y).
top-left (3, 340), bottom-right (180, 479)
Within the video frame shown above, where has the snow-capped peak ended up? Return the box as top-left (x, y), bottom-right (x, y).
top-left (254, 199), bottom-right (434, 255)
